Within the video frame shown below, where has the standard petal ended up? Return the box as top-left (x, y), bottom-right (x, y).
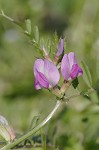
top-left (61, 54), bottom-right (70, 80)
top-left (68, 52), bottom-right (77, 69)
top-left (34, 59), bottom-right (44, 76)
top-left (34, 71), bottom-right (49, 89)
top-left (44, 59), bottom-right (60, 87)
top-left (56, 38), bottom-right (64, 56)
top-left (70, 64), bottom-right (83, 79)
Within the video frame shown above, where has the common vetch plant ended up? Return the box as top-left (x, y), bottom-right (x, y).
top-left (0, 11), bottom-right (98, 150)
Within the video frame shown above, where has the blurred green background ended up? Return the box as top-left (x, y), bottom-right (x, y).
top-left (0, 0), bottom-right (99, 149)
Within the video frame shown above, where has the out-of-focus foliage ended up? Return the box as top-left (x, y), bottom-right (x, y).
top-left (0, 0), bottom-right (99, 149)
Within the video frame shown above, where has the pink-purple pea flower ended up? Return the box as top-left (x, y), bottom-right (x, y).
top-left (34, 59), bottom-right (60, 90)
top-left (61, 52), bottom-right (83, 81)
top-left (56, 38), bottom-right (64, 57)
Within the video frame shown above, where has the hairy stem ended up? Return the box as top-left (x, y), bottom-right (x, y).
top-left (1, 100), bottom-right (62, 150)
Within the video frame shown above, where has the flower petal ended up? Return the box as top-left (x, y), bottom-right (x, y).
top-left (70, 64), bottom-right (83, 79)
top-left (56, 38), bottom-right (64, 56)
top-left (68, 52), bottom-right (77, 69)
top-left (61, 54), bottom-right (70, 80)
top-left (34, 71), bottom-right (49, 89)
top-left (34, 77), bottom-right (42, 90)
top-left (44, 59), bottom-right (60, 87)
top-left (0, 115), bottom-right (8, 126)
top-left (34, 59), bottom-right (45, 76)
top-left (78, 66), bottom-right (83, 77)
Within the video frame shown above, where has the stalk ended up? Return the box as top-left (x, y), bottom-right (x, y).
top-left (1, 100), bottom-right (62, 150)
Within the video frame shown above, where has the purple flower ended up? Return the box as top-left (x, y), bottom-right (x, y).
top-left (61, 52), bottom-right (83, 80)
top-left (56, 38), bottom-right (64, 57)
top-left (34, 59), bottom-right (60, 90)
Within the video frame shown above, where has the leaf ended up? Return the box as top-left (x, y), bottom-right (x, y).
top-left (95, 79), bottom-right (99, 91)
top-left (96, 58), bottom-right (99, 77)
top-left (25, 19), bottom-right (31, 35)
top-left (46, 38), bottom-right (51, 54)
top-left (90, 91), bottom-right (99, 103)
top-left (53, 31), bottom-right (59, 45)
top-left (64, 38), bottom-right (67, 53)
top-left (72, 77), bottom-right (79, 89)
top-left (81, 61), bottom-right (92, 88)
top-left (42, 133), bottom-right (46, 150)
top-left (29, 115), bottom-right (40, 129)
top-left (53, 32), bottom-right (59, 53)
top-left (80, 91), bottom-right (90, 100)
top-left (34, 26), bottom-right (39, 43)
top-left (40, 38), bottom-right (45, 50)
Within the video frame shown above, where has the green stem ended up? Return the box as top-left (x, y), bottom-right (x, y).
top-left (0, 10), bottom-right (22, 27)
top-left (1, 100), bottom-right (62, 150)
top-left (64, 88), bottom-right (95, 101)
top-left (0, 10), bottom-right (14, 22)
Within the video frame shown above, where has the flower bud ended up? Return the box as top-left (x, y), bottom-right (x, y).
top-left (0, 115), bottom-right (15, 142)
top-left (54, 38), bottom-right (64, 64)
top-left (56, 38), bottom-right (64, 57)
top-left (61, 52), bottom-right (83, 81)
